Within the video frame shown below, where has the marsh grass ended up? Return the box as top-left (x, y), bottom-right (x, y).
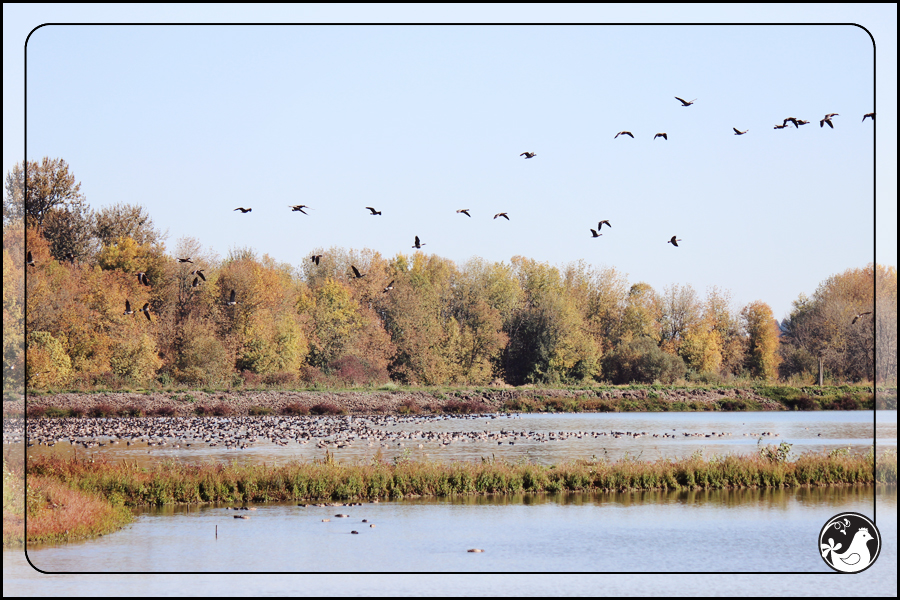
top-left (25, 449), bottom-right (895, 507)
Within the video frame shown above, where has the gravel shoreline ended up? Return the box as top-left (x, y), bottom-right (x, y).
top-left (4, 387), bottom-right (791, 417)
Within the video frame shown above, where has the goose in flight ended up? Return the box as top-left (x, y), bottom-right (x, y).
top-left (456, 209), bottom-right (471, 217)
top-left (412, 235), bottom-right (426, 249)
top-left (289, 205), bottom-right (309, 214)
top-left (140, 302), bottom-right (152, 322)
top-left (667, 236), bottom-right (682, 247)
top-left (310, 254), bottom-right (322, 265)
top-left (190, 269), bottom-right (206, 281)
top-left (851, 311), bottom-right (873, 325)
top-left (365, 207), bottom-right (382, 215)
top-left (820, 114), bottom-right (837, 128)
top-left (590, 229), bottom-right (602, 238)
top-left (520, 152), bottom-right (536, 159)
top-left (26, 251), bottom-right (35, 267)
top-left (653, 133), bottom-right (667, 140)
top-left (863, 112), bottom-right (875, 122)
top-left (675, 97), bottom-right (696, 106)
top-left (123, 299), bottom-right (134, 316)
top-left (773, 123), bottom-right (788, 129)
top-left (795, 119), bottom-right (810, 126)
top-left (350, 265), bottom-right (365, 279)
top-left (136, 272), bottom-right (150, 286)
top-left (615, 131), bottom-right (634, 139)
top-left (227, 290), bottom-right (237, 306)
top-left (733, 128), bottom-right (748, 135)
top-left (234, 207), bottom-right (252, 213)
top-left (598, 220), bottom-right (611, 230)
top-left (192, 277), bottom-right (200, 288)
top-left (493, 212), bottom-right (509, 220)
top-left (382, 280), bottom-right (395, 293)
top-left (177, 257), bottom-right (193, 264)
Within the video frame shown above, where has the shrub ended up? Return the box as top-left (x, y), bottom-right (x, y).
top-left (148, 406), bottom-right (176, 417)
top-left (248, 405), bottom-right (273, 416)
top-left (26, 331), bottom-right (73, 389)
top-left (309, 402), bottom-right (345, 415)
top-left (442, 399), bottom-right (488, 414)
top-left (281, 403), bottom-right (309, 416)
top-left (120, 405), bottom-right (145, 417)
top-left (88, 403), bottom-right (118, 418)
top-left (603, 337), bottom-right (686, 385)
top-left (26, 405), bottom-right (47, 419)
top-left (329, 355), bottom-right (389, 386)
top-left (239, 370), bottom-right (263, 388)
top-left (263, 372), bottom-right (298, 387)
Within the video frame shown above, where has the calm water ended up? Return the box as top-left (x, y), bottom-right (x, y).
top-left (14, 410), bottom-right (896, 467)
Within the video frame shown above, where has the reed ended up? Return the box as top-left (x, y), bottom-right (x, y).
top-left (26, 449), bottom-right (896, 507)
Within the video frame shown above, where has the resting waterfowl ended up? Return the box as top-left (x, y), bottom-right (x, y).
top-left (733, 128), bottom-right (748, 135)
top-left (141, 303), bottom-right (152, 322)
top-left (227, 290), bottom-right (237, 306)
top-left (863, 113), bottom-right (875, 121)
top-left (310, 254), bottom-right (322, 265)
top-left (26, 251), bottom-right (35, 267)
top-left (675, 97), bottom-right (696, 106)
top-left (456, 209), bottom-right (471, 217)
top-left (412, 235), bottom-right (426, 249)
top-left (653, 133), bottom-right (667, 140)
top-left (234, 207), bottom-right (252, 213)
top-left (289, 205), bottom-right (309, 214)
top-left (365, 207), bottom-right (382, 215)
top-left (520, 152), bottom-right (536, 159)
top-left (667, 236), bottom-right (682, 247)
top-left (851, 311), bottom-right (873, 325)
top-left (123, 300), bottom-right (134, 316)
top-left (493, 212), bottom-right (509, 220)
top-left (350, 265), bottom-right (365, 279)
top-left (615, 131), bottom-right (634, 139)
top-left (598, 220), bottom-right (611, 230)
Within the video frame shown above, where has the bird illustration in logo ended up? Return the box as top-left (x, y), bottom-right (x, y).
top-left (821, 527), bottom-right (875, 572)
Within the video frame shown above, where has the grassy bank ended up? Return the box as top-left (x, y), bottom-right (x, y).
top-left (3, 458), bottom-right (133, 547)
top-left (26, 447), bottom-right (896, 507)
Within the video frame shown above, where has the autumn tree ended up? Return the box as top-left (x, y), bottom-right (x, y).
top-left (3, 224), bottom-right (26, 391)
top-left (93, 202), bottom-right (166, 248)
top-left (5, 158), bottom-right (86, 228)
top-left (741, 300), bottom-right (781, 381)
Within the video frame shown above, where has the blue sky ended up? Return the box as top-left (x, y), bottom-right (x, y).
top-left (4, 5), bottom-right (896, 323)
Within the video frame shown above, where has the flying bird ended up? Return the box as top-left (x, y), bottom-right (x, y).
top-left (140, 303), bottom-right (152, 322)
top-left (191, 277), bottom-right (200, 288)
top-left (123, 300), bottom-right (134, 316)
top-left (590, 229), bottom-right (602, 238)
top-left (456, 209), bottom-right (471, 217)
top-left (412, 235), bottom-right (426, 249)
top-left (310, 254), bottom-right (322, 265)
top-left (26, 251), bottom-right (35, 267)
top-left (289, 205), bottom-right (309, 214)
top-left (615, 131), bottom-right (634, 139)
top-left (824, 113), bottom-right (839, 119)
top-left (774, 124), bottom-right (788, 129)
top-left (653, 133), bottom-right (667, 140)
top-left (382, 280), bottom-right (395, 293)
top-left (598, 220), bottom-right (611, 230)
top-left (365, 207), bottom-right (382, 215)
top-left (675, 97), bottom-right (696, 106)
top-left (234, 207), bottom-right (252, 213)
top-left (863, 113), bottom-right (875, 122)
top-left (227, 290), bottom-right (237, 306)
top-left (350, 265), bottom-right (365, 279)
top-left (820, 117), bottom-right (835, 128)
top-left (177, 257), bottom-right (193, 263)
top-left (851, 311), bottom-right (873, 325)
top-left (795, 119), bottom-right (810, 126)
top-left (190, 269), bottom-right (206, 281)
top-left (136, 272), bottom-right (150, 286)
top-left (520, 152), bottom-right (536, 159)
top-left (733, 128), bottom-right (748, 135)
top-left (493, 212), bottom-right (509, 220)
top-left (667, 236), bottom-right (682, 247)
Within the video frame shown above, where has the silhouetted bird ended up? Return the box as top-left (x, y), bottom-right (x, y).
top-left (520, 152), bottom-right (536, 159)
top-left (382, 280), bottom-right (394, 293)
top-left (456, 209), bottom-right (471, 217)
top-left (773, 124), bottom-right (788, 129)
top-left (141, 303), bottom-right (152, 322)
top-left (289, 205), bottom-right (309, 214)
top-left (733, 128), bottom-right (748, 135)
top-left (227, 290), bottom-right (237, 306)
top-left (123, 299), bottom-right (134, 316)
top-left (824, 113), bottom-right (839, 119)
top-left (667, 236), bottom-right (682, 247)
top-left (310, 254), bottom-right (322, 265)
top-left (795, 119), bottom-right (810, 126)
top-left (177, 257), bottom-right (193, 263)
top-left (190, 269), bottom-right (206, 281)
top-left (192, 277), bottom-right (200, 288)
top-left (365, 207), bottom-right (382, 215)
top-left (493, 212), bottom-right (509, 220)
top-left (412, 235), bottom-right (426, 249)
top-left (598, 220), bottom-right (611, 230)
top-left (26, 251), bottom-right (35, 267)
top-left (851, 311), bottom-right (873, 325)
top-left (234, 207), bottom-right (252, 213)
top-left (820, 116), bottom-right (835, 128)
top-left (675, 97), bottom-right (696, 106)
top-left (350, 265), bottom-right (365, 279)
top-left (615, 131), bottom-right (634, 139)
top-left (136, 272), bottom-right (150, 286)
top-left (653, 133), bottom-right (667, 140)
top-left (783, 117), bottom-right (799, 128)
top-left (590, 229), bottom-right (602, 238)
top-left (863, 113), bottom-right (875, 122)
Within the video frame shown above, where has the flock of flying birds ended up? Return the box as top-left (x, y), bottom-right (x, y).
top-left (25, 98), bottom-right (875, 325)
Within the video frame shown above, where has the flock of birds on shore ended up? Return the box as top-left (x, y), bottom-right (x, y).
top-left (11, 412), bottom-right (804, 452)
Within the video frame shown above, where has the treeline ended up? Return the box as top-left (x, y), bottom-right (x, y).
top-left (4, 158), bottom-right (894, 391)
